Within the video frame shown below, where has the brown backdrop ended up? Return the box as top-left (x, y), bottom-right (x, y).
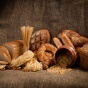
top-left (0, 1), bottom-right (88, 88)
top-left (0, 0), bottom-right (88, 44)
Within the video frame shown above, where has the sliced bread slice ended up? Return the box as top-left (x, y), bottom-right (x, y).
top-left (3, 40), bottom-right (23, 59)
top-left (0, 50), bottom-right (11, 63)
top-left (0, 46), bottom-right (11, 60)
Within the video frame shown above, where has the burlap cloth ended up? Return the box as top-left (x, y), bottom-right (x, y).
top-left (0, 0), bottom-right (88, 88)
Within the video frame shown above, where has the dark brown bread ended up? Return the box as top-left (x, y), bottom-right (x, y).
top-left (71, 36), bottom-right (88, 47)
top-left (58, 30), bottom-right (88, 47)
top-left (30, 29), bottom-right (50, 51)
top-left (58, 30), bottom-right (80, 39)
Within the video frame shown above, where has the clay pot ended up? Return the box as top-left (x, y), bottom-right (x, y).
top-left (55, 45), bottom-right (77, 67)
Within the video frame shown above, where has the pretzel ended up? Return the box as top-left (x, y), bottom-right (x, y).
top-left (37, 43), bottom-right (57, 69)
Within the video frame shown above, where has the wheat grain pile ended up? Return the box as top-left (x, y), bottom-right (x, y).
top-left (47, 54), bottom-right (72, 74)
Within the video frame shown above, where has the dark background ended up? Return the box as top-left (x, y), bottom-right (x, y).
top-left (0, 0), bottom-right (88, 44)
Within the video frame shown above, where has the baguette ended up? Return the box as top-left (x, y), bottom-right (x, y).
top-left (61, 33), bottom-right (75, 49)
top-left (53, 37), bottom-right (62, 48)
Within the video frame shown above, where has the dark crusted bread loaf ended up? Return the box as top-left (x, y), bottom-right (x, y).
top-left (58, 30), bottom-right (88, 47)
top-left (58, 30), bottom-right (80, 39)
top-left (30, 29), bottom-right (50, 51)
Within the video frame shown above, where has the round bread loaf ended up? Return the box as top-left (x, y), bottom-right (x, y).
top-left (30, 29), bottom-right (50, 51)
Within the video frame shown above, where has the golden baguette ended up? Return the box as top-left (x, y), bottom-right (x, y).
top-left (53, 37), bottom-right (62, 48)
top-left (61, 33), bottom-right (75, 49)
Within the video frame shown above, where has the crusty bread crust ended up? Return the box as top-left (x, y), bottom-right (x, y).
top-left (3, 40), bottom-right (23, 59)
top-left (30, 29), bottom-right (50, 51)
top-left (58, 29), bottom-right (88, 47)
top-left (0, 46), bottom-right (11, 60)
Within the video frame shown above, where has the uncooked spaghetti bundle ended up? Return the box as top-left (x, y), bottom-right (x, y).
top-left (21, 26), bottom-right (34, 52)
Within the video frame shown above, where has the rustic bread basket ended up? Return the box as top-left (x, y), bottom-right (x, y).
top-left (77, 43), bottom-right (88, 70)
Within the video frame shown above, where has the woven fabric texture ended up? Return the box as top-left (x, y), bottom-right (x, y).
top-left (0, 0), bottom-right (88, 88)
